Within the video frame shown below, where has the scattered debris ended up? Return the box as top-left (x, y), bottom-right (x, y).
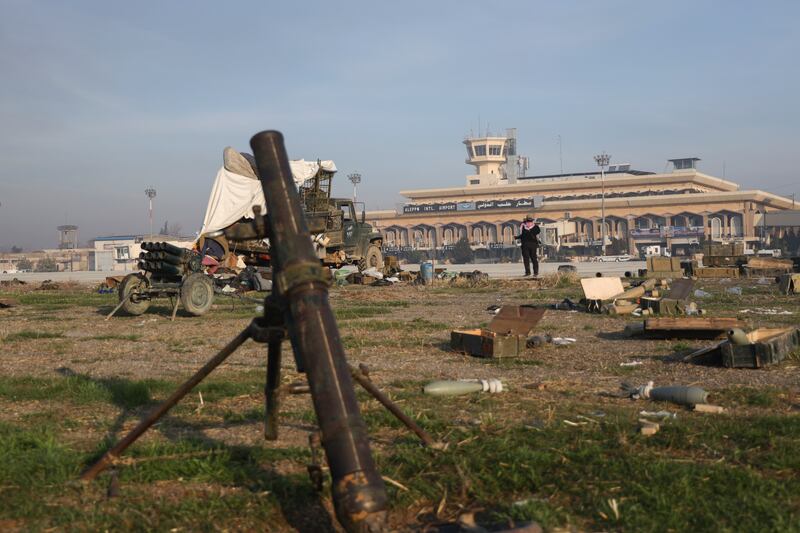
top-left (726, 286), bottom-right (743, 296)
top-left (620, 360), bottom-right (644, 367)
top-left (739, 308), bottom-right (793, 315)
top-left (640, 410), bottom-right (677, 419)
top-left (638, 418), bottom-right (660, 436)
top-left (693, 404), bottom-right (726, 414)
top-left (35, 280), bottom-right (60, 291)
top-left (693, 289), bottom-right (711, 298)
top-left (423, 379), bottom-right (504, 396)
top-left (451, 306), bottom-right (545, 358)
top-left (0, 278), bottom-right (27, 287)
top-left (553, 297), bottom-right (580, 311)
top-left (551, 336), bottom-right (576, 345)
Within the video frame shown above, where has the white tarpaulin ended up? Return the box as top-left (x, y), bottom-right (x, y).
top-left (288, 159), bottom-right (337, 187)
top-left (199, 159), bottom-right (337, 236)
top-left (200, 167), bottom-right (266, 235)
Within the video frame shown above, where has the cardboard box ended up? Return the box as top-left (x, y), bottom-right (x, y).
top-left (450, 306), bottom-right (545, 358)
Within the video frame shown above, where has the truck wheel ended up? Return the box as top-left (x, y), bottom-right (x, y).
top-left (119, 273), bottom-right (150, 316)
top-left (180, 273), bottom-right (215, 316)
top-left (359, 245), bottom-right (383, 272)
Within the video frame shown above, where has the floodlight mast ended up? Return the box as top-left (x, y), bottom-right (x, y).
top-left (145, 187), bottom-right (157, 238)
top-left (348, 172), bottom-right (361, 204)
top-left (593, 153), bottom-right (610, 256)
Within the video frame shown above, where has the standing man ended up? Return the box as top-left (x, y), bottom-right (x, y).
top-left (516, 215), bottom-right (540, 277)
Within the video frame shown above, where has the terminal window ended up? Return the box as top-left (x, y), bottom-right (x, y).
top-left (473, 145), bottom-right (486, 156)
top-left (489, 145), bottom-right (502, 156)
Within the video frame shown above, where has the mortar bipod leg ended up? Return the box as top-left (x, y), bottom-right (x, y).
top-left (350, 365), bottom-right (435, 447)
top-left (80, 327), bottom-right (252, 482)
top-left (264, 338), bottom-right (282, 440)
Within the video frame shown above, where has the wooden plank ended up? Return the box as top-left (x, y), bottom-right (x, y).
top-left (645, 317), bottom-right (746, 331)
top-left (580, 277), bottom-right (624, 301)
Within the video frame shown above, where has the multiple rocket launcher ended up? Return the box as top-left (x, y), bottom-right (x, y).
top-left (138, 241), bottom-right (202, 279)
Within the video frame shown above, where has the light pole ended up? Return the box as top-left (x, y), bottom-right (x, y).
top-left (145, 187), bottom-right (157, 238)
top-left (348, 172), bottom-right (361, 204)
top-left (593, 152), bottom-right (610, 256)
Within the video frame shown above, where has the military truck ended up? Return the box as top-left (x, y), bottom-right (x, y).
top-left (201, 154), bottom-right (383, 272)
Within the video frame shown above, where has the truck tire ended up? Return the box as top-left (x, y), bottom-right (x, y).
top-left (119, 273), bottom-right (150, 316)
top-left (180, 273), bottom-right (215, 316)
top-left (359, 244), bottom-right (383, 272)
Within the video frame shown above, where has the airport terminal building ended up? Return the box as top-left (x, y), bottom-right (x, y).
top-left (366, 131), bottom-right (795, 258)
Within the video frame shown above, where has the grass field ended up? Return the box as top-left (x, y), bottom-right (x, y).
top-left (0, 277), bottom-right (798, 532)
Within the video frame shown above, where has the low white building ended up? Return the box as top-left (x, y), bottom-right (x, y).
top-left (90, 235), bottom-right (195, 272)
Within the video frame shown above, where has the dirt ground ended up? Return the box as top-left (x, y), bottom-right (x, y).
top-left (0, 276), bottom-right (798, 531)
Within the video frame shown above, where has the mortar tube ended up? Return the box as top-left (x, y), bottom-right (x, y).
top-left (250, 130), bottom-right (388, 532)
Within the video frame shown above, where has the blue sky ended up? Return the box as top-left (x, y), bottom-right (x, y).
top-left (1, 0), bottom-right (798, 249)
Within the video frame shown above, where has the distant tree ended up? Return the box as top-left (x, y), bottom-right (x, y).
top-left (35, 257), bottom-right (58, 272)
top-left (11, 245), bottom-right (22, 253)
top-left (450, 237), bottom-right (474, 264)
top-left (16, 257), bottom-right (33, 271)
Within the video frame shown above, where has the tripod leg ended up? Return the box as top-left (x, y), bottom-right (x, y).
top-left (350, 366), bottom-right (434, 447)
top-left (81, 327), bottom-right (251, 481)
top-left (264, 339), bottom-right (282, 440)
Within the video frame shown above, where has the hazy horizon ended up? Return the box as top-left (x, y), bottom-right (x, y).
top-left (1, 0), bottom-right (798, 250)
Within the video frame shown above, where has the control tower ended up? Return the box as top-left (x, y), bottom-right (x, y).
top-left (463, 128), bottom-right (528, 187)
top-left (463, 133), bottom-right (508, 187)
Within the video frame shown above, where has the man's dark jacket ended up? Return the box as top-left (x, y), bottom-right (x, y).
top-left (517, 224), bottom-right (540, 246)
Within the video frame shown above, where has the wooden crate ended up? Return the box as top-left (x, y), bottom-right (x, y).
top-left (695, 267), bottom-right (739, 278)
top-left (450, 329), bottom-right (526, 358)
top-left (720, 327), bottom-right (800, 368)
top-left (450, 306), bottom-right (545, 358)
